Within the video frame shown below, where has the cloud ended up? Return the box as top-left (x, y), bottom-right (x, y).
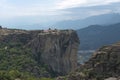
top-left (0, 0), bottom-right (120, 19)
top-left (56, 0), bottom-right (87, 9)
top-left (0, 0), bottom-right (60, 19)
top-left (0, 0), bottom-right (120, 27)
top-left (55, 2), bottom-right (120, 20)
top-left (88, 10), bottom-right (112, 16)
top-left (56, 0), bottom-right (120, 9)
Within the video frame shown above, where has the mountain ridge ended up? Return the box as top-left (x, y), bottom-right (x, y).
top-left (77, 22), bottom-right (120, 50)
top-left (53, 13), bottom-right (120, 29)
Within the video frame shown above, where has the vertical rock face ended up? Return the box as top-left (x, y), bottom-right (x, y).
top-left (0, 29), bottom-right (80, 76)
top-left (28, 30), bottom-right (80, 75)
top-left (83, 42), bottom-right (120, 77)
top-left (64, 42), bottom-right (120, 80)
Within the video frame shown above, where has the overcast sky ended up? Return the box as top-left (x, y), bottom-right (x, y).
top-left (0, 0), bottom-right (120, 28)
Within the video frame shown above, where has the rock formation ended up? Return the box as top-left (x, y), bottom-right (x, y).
top-left (0, 29), bottom-right (80, 76)
top-left (27, 30), bottom-right (80, 75)
top-left (61, 42), bottom-right (120, 80)
top-left (83, 42), bottom-right (120, 78)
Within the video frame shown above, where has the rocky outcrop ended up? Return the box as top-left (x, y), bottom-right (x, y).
top-left (27, 30), bottom-right (80, 75)
top-left (83, 42), bottom-right (120, 78)
top-left (63, 42), bottom-right (120, 80)
top-left (0, 29), bottom-right (80, 76)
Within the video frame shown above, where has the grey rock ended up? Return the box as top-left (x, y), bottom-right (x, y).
top-left (28, 30), bottom-right (80, 75)
top-left (0, 29), bottom-right (80, 75)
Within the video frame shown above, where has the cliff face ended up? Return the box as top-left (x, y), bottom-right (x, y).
top-left (0, 29), bottom-right (80, 76)
top-left (83, 42), bottom-right (120, 78)
top-left (61, 42), bottom-right (120, 80)
top-left (27, 30), bottom-right (80, 75)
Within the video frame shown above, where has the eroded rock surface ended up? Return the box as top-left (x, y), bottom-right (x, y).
top-left (27, 30), bottom-right (80, 75)
top-left (63, 42), bottom-right (120, 80)
top-left (0, 29), bottom-right (80, 76)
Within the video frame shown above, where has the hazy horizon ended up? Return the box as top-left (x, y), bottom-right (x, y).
top-left (0, 0), bottom-right (120, 29)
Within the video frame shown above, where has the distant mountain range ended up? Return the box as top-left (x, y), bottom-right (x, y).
top-left (13, 13), bottom-right (120, 30)
top-left (77, 23), bottom-right (120, 50)
top-left (53, 13), bottom-right (120, 29)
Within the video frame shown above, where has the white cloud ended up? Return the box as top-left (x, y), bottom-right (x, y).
top-left (0, 0), bottom-right (120, 19)
top-left (0, 0), bottom-right (120, 25)
top-left (0, 0), bottom-right (60, 19)
top-left (56, 0), bottom-right (120, 9)
top-left (56, 0), bottom-right (87, 9)
top-left (88, 10), bottom-right (112, 16)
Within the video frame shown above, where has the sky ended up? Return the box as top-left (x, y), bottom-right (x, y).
top-left (0, 0), bottom-right (120, 28)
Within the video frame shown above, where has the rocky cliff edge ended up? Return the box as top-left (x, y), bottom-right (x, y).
top-left (0, 28), bottom-right (80, 76)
